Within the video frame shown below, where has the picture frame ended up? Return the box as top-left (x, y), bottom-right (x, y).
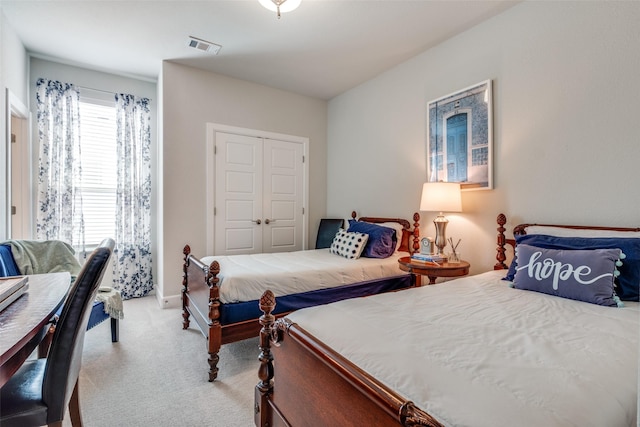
top-left (426, 79), bottom-right (493, 191)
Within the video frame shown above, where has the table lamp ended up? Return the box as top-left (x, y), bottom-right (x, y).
top-left (419, 182), bottom-right (462, 256)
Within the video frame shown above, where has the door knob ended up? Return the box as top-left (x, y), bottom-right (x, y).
top-left (265, 218), bottom-right (274, 224)
top-left (253, 219), bottom-right (261, 225)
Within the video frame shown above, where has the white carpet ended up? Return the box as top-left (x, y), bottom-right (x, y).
top-left (64, 296), bottom-right (257, 427)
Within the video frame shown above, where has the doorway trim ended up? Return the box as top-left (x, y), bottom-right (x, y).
top-left (4, 89), bottom-right (31, 240)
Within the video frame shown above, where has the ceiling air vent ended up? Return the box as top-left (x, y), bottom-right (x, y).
top-left (187, 36), bottom-right (221, 55)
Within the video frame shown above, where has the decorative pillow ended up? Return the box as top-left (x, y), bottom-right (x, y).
top-left (504, 234), bottom-right (640, 301)
top-left (329, 230), bottom-right (368, 259)
top-left (512, 244), bottom-right (623, 307)
top-left (347, 220), bottom-right (397, 258)
top-left (376, 222), bottom-right (406, 252)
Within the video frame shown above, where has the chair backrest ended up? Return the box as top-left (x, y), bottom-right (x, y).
top-left (315, 218), bottom-right (344, 249)
top-left (42, 238), bottom-right (115, 422)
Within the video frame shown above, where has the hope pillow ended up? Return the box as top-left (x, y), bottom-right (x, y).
top-left (512, 244), bottom-right (623, 307)
top-left (504, 234), bottom-right (640, 301)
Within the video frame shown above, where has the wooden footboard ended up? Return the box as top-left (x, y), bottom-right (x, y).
top-left (182, 246), bottom-right (307, 381)
top-left (255, 290), bottom-right (444, 427)
top-left (182, 245), bottom-right (222, 381)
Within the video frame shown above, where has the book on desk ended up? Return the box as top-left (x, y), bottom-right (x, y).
top-left (0, 276), bottom-right (29, 312)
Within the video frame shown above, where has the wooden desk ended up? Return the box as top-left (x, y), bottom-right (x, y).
top-left (0, 272), bottom-right (70, 387)
top-left (398, 256), bottom-right (470, 286)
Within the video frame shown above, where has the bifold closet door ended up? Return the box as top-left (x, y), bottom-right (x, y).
top-left (262, 139), bottom-right (303, 253)
top-left (215, 133), bottom-right (263, 255)
top-left (214, 132), bottom-right (303, 255)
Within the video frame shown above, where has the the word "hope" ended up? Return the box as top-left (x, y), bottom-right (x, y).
top-left (517, 251), bottom-right (612, 290)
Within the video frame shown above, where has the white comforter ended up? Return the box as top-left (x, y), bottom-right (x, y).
top-left (287, 270), bottom-right (639, 427)
top-left (201, 249), bottom-right (406, 304)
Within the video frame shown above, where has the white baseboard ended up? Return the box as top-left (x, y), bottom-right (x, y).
top-left (155, 290), bottom-right (181, 309)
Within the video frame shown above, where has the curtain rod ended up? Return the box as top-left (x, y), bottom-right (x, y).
top-left (76, 85), bottom-right (153, 101)
top-left (77, 85), bottom-right (113, 95)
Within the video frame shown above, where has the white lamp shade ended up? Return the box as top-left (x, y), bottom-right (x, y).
top-left (259, 0), bottom-right (302, 13)
top-left (420, 182), bottom-right (462, 213)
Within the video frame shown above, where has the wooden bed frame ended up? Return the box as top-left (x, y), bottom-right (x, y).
top-left (254, 213), bottom-right (640, 426)
top-left (181, 211), bottom-right (421, 381)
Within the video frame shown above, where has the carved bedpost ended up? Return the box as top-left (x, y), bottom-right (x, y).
top-left (494, 213), bottom-right (508, 270)
top-left (182, 245), bottom-right (191, 330)
top-left (257, 290), bottom-right (276, 391)
top-left (412, 212), bottom-right (421, 254)
top-left (400, 401), bottom-right (445, 427)
top-left (207, 260), bottom-right (221, 382)
top-left (256, 291), bottom-right (276, 426)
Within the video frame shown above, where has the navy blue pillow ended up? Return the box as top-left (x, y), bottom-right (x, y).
top-left (505, 234), bottom-right (640, 301)
top-left (347, 220), bottom-right (397, 258)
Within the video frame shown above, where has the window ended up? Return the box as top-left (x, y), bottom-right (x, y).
top-left (76, 95), bottom-right (117, 246)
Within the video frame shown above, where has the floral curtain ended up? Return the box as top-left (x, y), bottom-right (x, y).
top-left (113, 94), bottom-right (153, 299)
top-left (35, 78), bottom-right (85, 251)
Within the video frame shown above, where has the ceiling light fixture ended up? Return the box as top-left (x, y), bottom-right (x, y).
top-left (258, 0), bottom-right (302, 19)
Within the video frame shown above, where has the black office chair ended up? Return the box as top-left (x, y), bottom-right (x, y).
top-left (0, 238), bottom-right (115, 427)
top-left (315, 218), bottom-right (344, 249)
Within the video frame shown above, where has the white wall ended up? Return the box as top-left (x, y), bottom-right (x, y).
top-left (160, 62), bottom-right (327, 306)
top-left (327, 1), bottom-right (640, 276)
top-left (0, 11), bottom-right (29, 241)
top-left (0, 12), bottom-right (27, 102)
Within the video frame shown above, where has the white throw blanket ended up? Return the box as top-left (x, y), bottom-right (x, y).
top-left (95, 289), bottom-right (124, 319)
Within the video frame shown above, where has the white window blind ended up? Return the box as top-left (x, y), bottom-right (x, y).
top-left (77, 97), bottom-right (117, 246)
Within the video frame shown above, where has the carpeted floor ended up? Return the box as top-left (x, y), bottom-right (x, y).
top-left (63, 296), bottom-right (257, 427)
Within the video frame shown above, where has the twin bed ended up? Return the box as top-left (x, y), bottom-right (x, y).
top-left (181, 211), bottom-right (421, 381)
top-left (254, 214), bottom-right (640, 426)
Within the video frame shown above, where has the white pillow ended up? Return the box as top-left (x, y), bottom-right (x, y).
top-left (329, 230), bottom-right (369, 259)
top-left (525, 225), bottom-right (640, 238)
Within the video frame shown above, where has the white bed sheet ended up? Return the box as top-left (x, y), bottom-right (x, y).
top-left (201, 249), bottom-right (406, 304)
top-left (287, 270), bottom-right (639, 427)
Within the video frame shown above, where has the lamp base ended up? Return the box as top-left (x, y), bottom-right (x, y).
top-left (433, 213), bottom-right (449, 256)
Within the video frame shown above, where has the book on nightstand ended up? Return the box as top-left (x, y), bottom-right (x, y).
top-left (411, 253), bottom-right (446, 264)
top-left (0, 276), bottom-right (29, 313)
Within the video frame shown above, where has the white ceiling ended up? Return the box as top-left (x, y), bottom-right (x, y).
top-left (1, 0), bottom-right (516, 100)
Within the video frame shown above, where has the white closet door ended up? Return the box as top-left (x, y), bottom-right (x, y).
top-left (262, 139), bottom-right (304, 253)
top-left (214, 132), bottom-right (263, 255)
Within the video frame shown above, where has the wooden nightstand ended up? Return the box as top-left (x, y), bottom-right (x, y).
top-left (398, 256), bottom-right (470, 286)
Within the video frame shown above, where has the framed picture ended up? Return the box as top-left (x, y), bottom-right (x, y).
top-left (426, 79), bottom-right (493, 191)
